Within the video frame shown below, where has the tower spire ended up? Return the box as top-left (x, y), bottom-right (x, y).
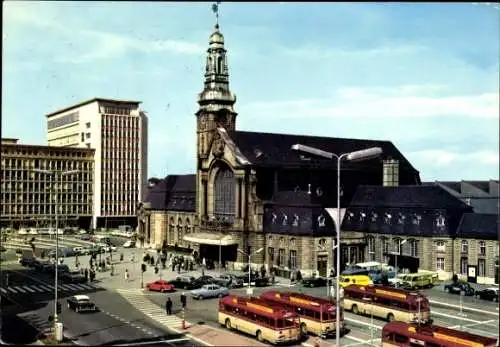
top-left (212, 1), bottom-right (221, 27)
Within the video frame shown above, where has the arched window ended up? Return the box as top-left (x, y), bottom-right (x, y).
top-left (185, 219), bottom-right (191, 235)
top-left (214, 166), bottom-right (236, 221)
top-left (168, 217), bottom-right (175, 245)
top-left (177, 218), bottom-right (183, 245)
top-left (366, 236), bottom-right (376, 260)
top-left (217, 56), bottom-right (223, 74)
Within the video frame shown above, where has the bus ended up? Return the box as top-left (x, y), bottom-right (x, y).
top-left (381, 321), bottom-right (498, 347)
top-left (218, 295), bottom-right (301, 345)
top-left (260, 290), bottom-right (343, 338)
top-left (343, 284), bottom-right (431, 323)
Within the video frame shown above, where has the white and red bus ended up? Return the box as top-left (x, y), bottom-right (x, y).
top-left (382, 321), bottom-right (498, 347)
top-left (260, 290), bottom-right (343, 338)
top-left (218, 295), bottom-right (301, 345)
top-left (343, 284), bottom-right (431, 323)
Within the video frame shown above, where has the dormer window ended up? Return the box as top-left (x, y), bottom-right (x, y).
top-left (317, 215), bottom-right (326, 227)
top-left (384, 213), bottom-right (392, 224)
top-left (268, 235), bottom-right (273, 242)
top-left (282, 213), bottom-right (288, 226)
top-left (292, 214), bottom-right (300, 227)
top-left (398, 213), bottom-right (405, 225)
top-left (316, 187), bottom-right (323, 197)
top-left (347, 212), bottom-right (354, 221)
top-left (371, 212), bottom-right (378, 223)
top-left (253, 148), bottom-right (263, 158)
top-left (318, 238), bottom-right (327, 249)
top-left (412, 214), bottom-right (422, 225)
top-left (360, 212), bottom-right (366, 222)
top-left (436, 214), bottom-right (446, 227)
top-left (290, 238), bottom-right (296, 247)
top-left (279, 237), bottom-right (285, 246)
top-left (271, 212), bottom-right (277, 224)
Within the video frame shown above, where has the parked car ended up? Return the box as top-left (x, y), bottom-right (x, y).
top-left (255, 277), bottom-right (270, 287)
top-left (19, 255), bottom-right (36, 267)
top-left (232, 272), bottom-right (259, 284)
top-left (193, 275), bottom-right (217, 287)
top-left (475, 288), bottom-right (499, 302)
top-left (67, 295), bottom-right (98, 313)
top-left (146, 280), bottom-right (175, 293)
top-left (215, 274), bottom-right (244, 288)
top-left (122, 240), bottom-right (135, 248)
top-left (444, 281), bottom-right (475, 296)
top-left (190, 284), bottom-right (229, 300)
top-left (301, 277), bottom-right (327, 288)
top-left (167, 276), bottom-right (198, 290)
top-left (62, 271), bottom-right (87, 284)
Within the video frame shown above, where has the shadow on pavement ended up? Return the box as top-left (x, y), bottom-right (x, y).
top-left (100, 331), bottom-right (190, 346)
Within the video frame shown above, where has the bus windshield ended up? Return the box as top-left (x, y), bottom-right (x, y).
top-left (277, 318), bottom-right (296, 328)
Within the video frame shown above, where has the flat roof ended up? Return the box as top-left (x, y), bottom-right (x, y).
top-left (1, 142), bottom-right (95, 153)
top-left (46, 97), bottom-right (142, 118)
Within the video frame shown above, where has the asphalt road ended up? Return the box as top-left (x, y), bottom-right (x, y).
top-left (144, 283), bottom-right (499, 347)
top-left (1, 263), bottom-right (203, 346)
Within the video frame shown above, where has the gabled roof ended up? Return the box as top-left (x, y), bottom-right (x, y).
top-left (144, 174), bottom-right (196, 212)
top-left (456, 213), bottom-right (499, 240)
top-left (227, 130), bottom-right (418, 173)
top-left (349, 185), bottom-right (470, 209)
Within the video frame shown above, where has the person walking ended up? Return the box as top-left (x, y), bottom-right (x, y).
top-left (165, 297), bottom-right (172, 315)
top-left (180, 292), bottom-right (187, 309)
top-left (124, 269), bottom-right (129, 281)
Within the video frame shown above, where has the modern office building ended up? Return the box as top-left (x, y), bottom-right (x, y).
top-left (0, 138), bottom-right (94, 229)
top-left (46, 98), bottom-right (148, 229)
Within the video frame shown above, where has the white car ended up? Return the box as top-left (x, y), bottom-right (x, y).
top-left (122, 240), bottom-right (135, 248)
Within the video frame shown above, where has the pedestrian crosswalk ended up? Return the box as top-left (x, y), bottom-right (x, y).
top-left (0, 282), bottom-right (100, 295)
top-left (116, 288), bottom-right (186, 331)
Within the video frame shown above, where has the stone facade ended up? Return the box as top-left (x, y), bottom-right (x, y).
top-left (453, 238), bottom-right (499, 284)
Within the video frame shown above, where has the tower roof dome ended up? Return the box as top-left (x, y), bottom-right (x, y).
top-left (209, 24), bottom-right (225, 49)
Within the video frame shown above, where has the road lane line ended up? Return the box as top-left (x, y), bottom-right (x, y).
top-left (0, 288), bottom-right (8, 294)
top-left (39, 285), bottom-right (53, 291)
top-left (59, 284), bottom-right (74, 291)
top-left (77, 283), bottom-right (93, 290)
top-left (7, 287), bottom-right (19, 293)
top-left (20, 286), bottom-right (35, 293)
top-left (432, 311), bottom-right (483, 324)
top-left (73, 284), bottom-right (90, 290)
top-left (64, 284), bottom-right (80, 290)
top-left (430, 299), bottom-right (498, 316)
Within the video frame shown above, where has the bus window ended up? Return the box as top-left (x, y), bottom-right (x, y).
top-left (322, 312), bottom-right (335, 321)
top-left (276, 318), bottom-right (295, 328)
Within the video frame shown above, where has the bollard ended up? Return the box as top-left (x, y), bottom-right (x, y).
top-left (182, 307), bottom-right (186, 329)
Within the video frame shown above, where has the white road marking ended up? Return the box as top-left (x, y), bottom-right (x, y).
top-left (430, 299), bottom-right (498, 316)
top-left (112, 338), bottom-right (191, 347)
top-left (78, 283), bottom-right (94, 290)
top-left (28, 285), bottom-right (45, 293)
top-left (41, 284), bottom-right (54, 290)
top-left (432, 311), bottom-right (483, 324)
top-left (0, 288), bottom-right (8, 294)
top-left (13, 286), bottom-right (27, 293)
top-left (7, 287), bottom-right (19, 293)
top-left (59, 284), bottom-right (74, 291)
top-left (23, 286), bottom-right (36, 293)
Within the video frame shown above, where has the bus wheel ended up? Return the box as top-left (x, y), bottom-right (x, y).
top-left (387, 313), bottom-right (394, 322)
top-left (300, 323), bottom-right (308, 336)
top-left (351, 305), bottom-right (359, 315)
top-left (256, 330), bottom-right (263, 342)
top-left (225, 319), bottom-right (232, 329)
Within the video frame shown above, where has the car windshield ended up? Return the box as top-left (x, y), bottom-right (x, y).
top-left (78, 299), bottom-right (90, 303)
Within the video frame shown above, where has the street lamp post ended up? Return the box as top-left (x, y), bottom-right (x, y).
top-left (237, 247), bottom-right (264, 295)
top-left (291, 144), bottom-right (382, 345)
top-left (32, 169), bottom-right (79, 342)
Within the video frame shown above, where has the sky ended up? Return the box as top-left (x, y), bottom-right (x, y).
top-left (2, 1), bottom-right (499, 181)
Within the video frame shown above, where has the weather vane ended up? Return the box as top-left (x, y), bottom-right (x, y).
top-left (212, 1), bottom-right (222, 26)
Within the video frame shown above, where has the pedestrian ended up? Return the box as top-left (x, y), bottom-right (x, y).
top-left (180, 292), bottom-right (187, 309)
top-left (154, 265), bottom-right (159, 274)
top-left (166, 297), bottom-right (172, 315)
top-left (171, 261), bottom-right (176, 272)
top-left (120, 253), bottom-right (124, 262)
top-left (84, 268), bottom-right (89, 279)
top-left (125, 269), bottom-right (129, 281)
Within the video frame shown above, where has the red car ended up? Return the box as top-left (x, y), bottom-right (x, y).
top-left (145, 280), bottom-right (175, 293)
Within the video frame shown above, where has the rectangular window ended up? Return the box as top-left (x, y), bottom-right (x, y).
top-left (479, 241), bottom-right (486, 256)
top-left (85, 132), bottom-right (91, 139)
top-left (81, 132), bottom-right (84, 142)
top-left (290, 250), bottom-right (297, 269)
top-left (268, 247), bottom-right (274, 261)
top-left (436, 257), bottom-right (445, 271)
top-left (461, 241), bottom-right (468, 253)
top-left (278, 248), bottom-right (285, 266)
top-left (478, 259), bottom-right (486, 277)
top-left (382, 239), bottom-right (389, 254)
top-left (86, 122), bottom-right (91, 128)
top-left (410, 240), bottom-right (419, 257)
top-left (460, 257), bottom-right (468, 275)
top-left (436, 241), bottom-right (445, 252)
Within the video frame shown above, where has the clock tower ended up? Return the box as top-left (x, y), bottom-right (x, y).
top-left (195, 22), bottom-right (237, 162)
